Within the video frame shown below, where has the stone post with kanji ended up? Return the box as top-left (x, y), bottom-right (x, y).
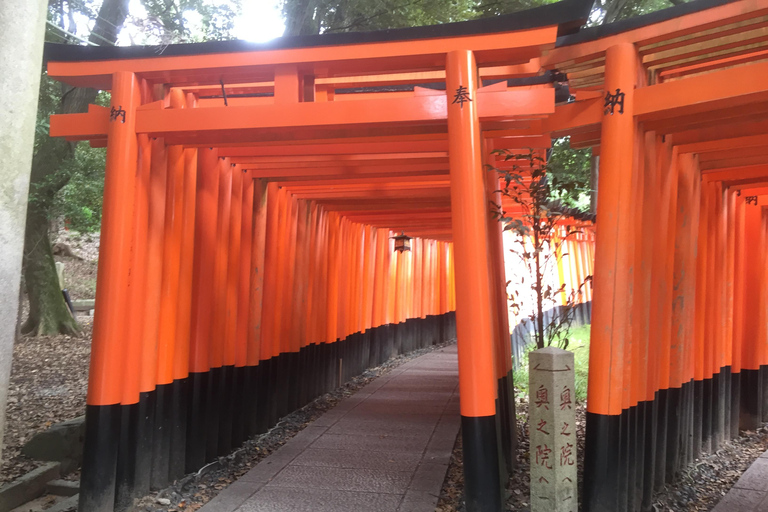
top-left (529, 347), bottom-right (577, 511)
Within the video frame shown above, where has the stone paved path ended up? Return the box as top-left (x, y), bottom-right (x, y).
top-left (712, 450), bottom-right (768, 511)
top-left (200, 345), bottom-right (460, 512)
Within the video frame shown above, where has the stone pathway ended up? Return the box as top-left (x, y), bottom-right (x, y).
top-left (200, 345), bottom-right (460, 512)
top-left (713, 450), bottom-right (768, 511)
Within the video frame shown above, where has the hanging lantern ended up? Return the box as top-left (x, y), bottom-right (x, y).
top-left (392, 231), bottom-right (411, 253)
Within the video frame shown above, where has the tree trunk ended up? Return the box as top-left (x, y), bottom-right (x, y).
top-left (21, 0), bottom-right (129, 336)
top-left (22, 197), bottom-right (79, 336)
top-left (283, 0), bottom-right (321, 36)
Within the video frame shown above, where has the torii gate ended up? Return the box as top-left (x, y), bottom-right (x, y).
top-left (45, 0), bottom-right (768, 510)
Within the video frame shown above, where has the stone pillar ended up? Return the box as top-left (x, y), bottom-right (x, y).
top-left (0, 0), bottom-right (48, 463)
top-left (56, 262), bottom-right (65, 289)
top-left (530, 347), bottom-right (577, 512)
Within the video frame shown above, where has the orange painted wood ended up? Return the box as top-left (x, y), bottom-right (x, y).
top-left (237, 176), bottom-right (255, 367)
top-left (87, 71), bottom-right (140, 406)
top-left (155, 89), bottom-right (187, 386)
top-left (587, 43), bottom-right (637, 417)
top-left (172, 144), bottom-right (198, 381)
top-left (210, 159), bottom-right (232, 368)
top-left (446, 49), bottom-right (498, 418)
top-left (122, 133), bottom-right (151, 405)
top-left (140, 138), bottom-right (168, 391)
top-left (224, 165), bottom-right (243, 366)
top-left (189, 148), bottom-right (220, 373)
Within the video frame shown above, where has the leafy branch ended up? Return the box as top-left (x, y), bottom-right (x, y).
top-left (489, 148), bottom-right (593, 350)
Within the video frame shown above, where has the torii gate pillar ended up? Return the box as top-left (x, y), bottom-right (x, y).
top-left (446, 49), bottom-right (503, 512)
top-left (583, 42), bottom-right (638, 512)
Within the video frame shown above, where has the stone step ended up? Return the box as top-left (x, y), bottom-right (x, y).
top-left (45, 480), bottom-right (79, 498)
top-left (0, 463), bottom-right (60, 512)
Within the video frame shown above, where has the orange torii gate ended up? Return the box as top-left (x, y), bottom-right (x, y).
top-left (44, 0), bottom-right (768, 510)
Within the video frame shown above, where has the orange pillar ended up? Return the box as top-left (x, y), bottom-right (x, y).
top-left (221, 162), bottom-right (242, 450)
top-left (80, 71), bottom-right (140, 512)
top-left (740, 192), bottom-right (763, 429)
top-left (446, 49), bottom-right (501, 512)
top-left (583, 43), bottom-right (637, 512)
top-left (208, 157), bottom-right (232, 458)
top-left (246, 179), bottom-right (267, 434)
top-left (169, 95), bottom-right (198, 480)
top-left (186, 147), bottom-right (219, 470)
top-left (114, 130), bottom-right (151, 508)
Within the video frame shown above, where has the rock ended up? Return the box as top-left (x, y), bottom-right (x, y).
top-left (52, 243), bottom-right (83, 260)
top-left (156, 498), bottom-right (171, 506)
top-left (21, 416), bottom-right (85, 474)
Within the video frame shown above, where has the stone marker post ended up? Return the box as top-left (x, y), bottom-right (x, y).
top-left (55, 262), bottom-right (65, 290)
top-left (529, 347), bottom-right (577, 512)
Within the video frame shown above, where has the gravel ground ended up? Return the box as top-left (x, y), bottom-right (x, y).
top-left (132, 341), bottom-right (454, 512)
top-left (654, 425), bottom-right (768, 511)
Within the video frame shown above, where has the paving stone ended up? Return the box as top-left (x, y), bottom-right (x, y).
top-left (712, 488), bottom-right (766, 511)
top-left (397, 490), bottom-right (441, 512)
top-left (265, 466), bottom-right (412, 494)
top-left (281, 425), bottom-right (328, 450)
top-left (210, 346), bottom-right (459, 512)
top-left (734, 458), bottom-right (768, 491)
top-left (290, 448), bottom-right (423, 472)
top-left (239, 487), bottom-right (402, 512)
top-left (311, 433), bottom-right (431, 453)
top-left (408, 462), bottom-right (450, 492)
top-left (199, 480), bottom-right (260, 512)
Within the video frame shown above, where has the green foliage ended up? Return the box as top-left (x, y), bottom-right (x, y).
top-left (473, 0), bottom-right (558, 17)
top-left (135, 0), bottom-right (242, 43)
top-left (547, 137), bottom-right (592, 209)
top-left (283, 0), bottom-right (477, 35)
top-left (53, 145), bottom-right (107, 233)
top-left (514, 323), bottom-right (591, 401)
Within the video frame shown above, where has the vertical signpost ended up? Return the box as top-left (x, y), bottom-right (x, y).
top-left (530, 347), bottom-right (577, 512)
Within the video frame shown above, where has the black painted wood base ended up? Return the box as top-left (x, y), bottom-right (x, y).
top-left (584, 367), bottom-right (760, 512)
top-left (462, 414), bottom-right (503, 512)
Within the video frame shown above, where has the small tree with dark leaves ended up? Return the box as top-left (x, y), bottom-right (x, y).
top-left (489, 149), bottom-right (592, 350)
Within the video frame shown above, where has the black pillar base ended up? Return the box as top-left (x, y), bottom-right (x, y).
top-left (114, 402), bottom-right (139, 512)
top-left (79, 404), bottom-right (120, 512)
top-left (584, 412), bottom-right (621, 512)
top-left (186, 372), bottom-right (208, 472)
top-left (740, 369), bottom-right (762, 431)
top-left (150, 383), bottom-right (172, 490)
top-left (462, 415), bottom-right (503, 512)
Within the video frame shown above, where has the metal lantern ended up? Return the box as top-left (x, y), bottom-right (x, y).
top-left (392, 231), bottom-right (411, 253)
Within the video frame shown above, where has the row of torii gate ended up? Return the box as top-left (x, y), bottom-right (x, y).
top-left (45, 0), bottom-right (768, 510)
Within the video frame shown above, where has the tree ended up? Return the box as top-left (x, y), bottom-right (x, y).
top-left (490, 149), bottom-right (592, 350)
top-left (547, 137), bottom-right (591, 210)
top-left (131, 0), bottom-right (241, 44)
top-left (22, 0), bottom-right (129, 336)
top-left (25, 0), bottom-right (242, 337)
top-left (283, 0), bottom-right (476, 36)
